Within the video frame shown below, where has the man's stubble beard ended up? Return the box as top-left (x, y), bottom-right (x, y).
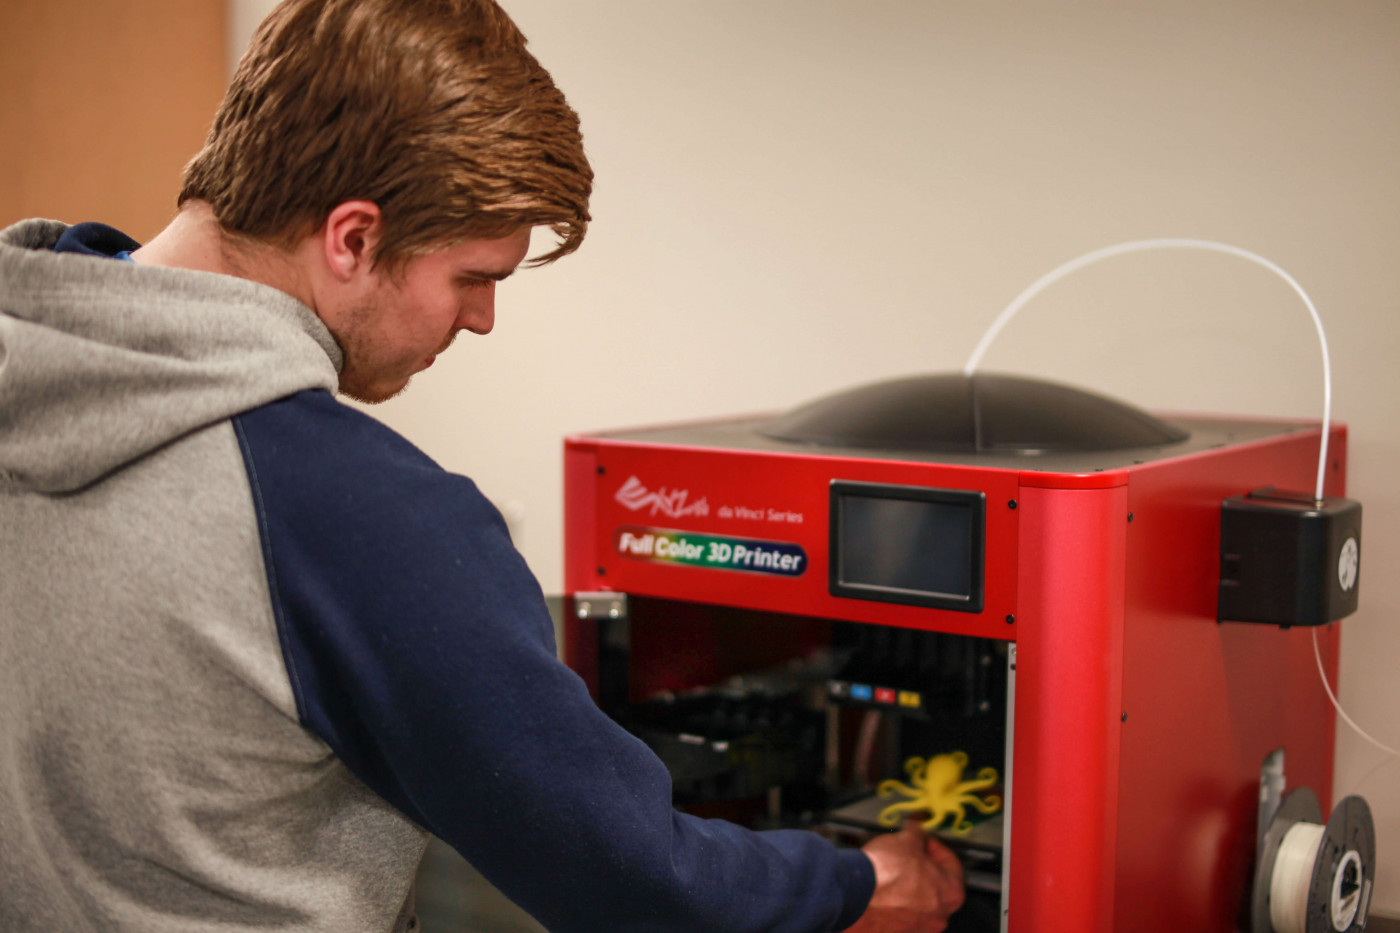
top-left (333, 297), bottom-right (408, 405)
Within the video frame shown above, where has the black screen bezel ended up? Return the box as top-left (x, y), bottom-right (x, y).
top-left (828, 481), bottom-right (986, 613)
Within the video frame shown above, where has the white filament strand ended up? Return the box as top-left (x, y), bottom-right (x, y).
top-left (962, 239), bottom-right (1332, 501)
top-left (1313, 627), bottom-right (1400, 758)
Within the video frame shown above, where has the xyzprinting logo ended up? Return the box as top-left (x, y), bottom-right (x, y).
top-left (1338, 537), bottom-right (1359, 592)
top-left (614, 475), bottom-right (710, 519)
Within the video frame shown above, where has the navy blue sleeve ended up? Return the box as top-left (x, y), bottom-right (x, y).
top-left (232, 390), bottom-right (874, 933)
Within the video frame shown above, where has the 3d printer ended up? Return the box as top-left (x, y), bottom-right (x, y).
top-left (561, 363), bottom-right (1371, 933)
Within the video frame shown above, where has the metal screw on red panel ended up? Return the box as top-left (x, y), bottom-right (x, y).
top-left (597, 466), bottom-right (606, 475)
top-left (1005, 614), bottom-right (1015, 625)
top-left (1121, 712), bottom-right (1128, 722)
top-left (597, 566), bottom-right (606, 575)
top-left (1008, 500), bottom-right (1018, 510)
top-left (1128, 512), bottom-right (1134, 523)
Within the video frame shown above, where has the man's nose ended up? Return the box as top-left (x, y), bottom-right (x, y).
top-left (459, 286), bottom-right (495, 335)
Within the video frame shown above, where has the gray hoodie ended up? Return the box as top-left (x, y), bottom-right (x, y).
top-left (0, 219), bottom-right (426, 932)
top-left (1, 219), bottom-right (878, 933)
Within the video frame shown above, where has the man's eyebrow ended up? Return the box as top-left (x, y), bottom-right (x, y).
top-left (461, 268), bottom-right (517, 282)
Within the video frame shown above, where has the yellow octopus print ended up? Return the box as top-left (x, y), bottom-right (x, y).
top-left (877, 751), bottom-right (1001, 835)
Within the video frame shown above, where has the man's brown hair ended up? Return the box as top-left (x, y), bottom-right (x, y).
top-left (180, 0), bottom-right (591, 267)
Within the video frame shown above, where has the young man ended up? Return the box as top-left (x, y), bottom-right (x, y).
top-left (0, 1), bottom-right (963, 930)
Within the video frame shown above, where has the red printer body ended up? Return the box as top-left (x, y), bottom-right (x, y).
top-left (561, 374), bottom-right (1345, 933)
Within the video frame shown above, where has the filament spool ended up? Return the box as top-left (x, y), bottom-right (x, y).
top-left (1253, 789), bottom-right (1374, 933)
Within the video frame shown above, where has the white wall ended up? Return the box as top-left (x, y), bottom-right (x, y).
top-left (235, 0), bottom-right (1400, 915)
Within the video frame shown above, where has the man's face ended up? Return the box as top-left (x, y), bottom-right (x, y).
top-left (334, 228), bottom-right (532, 403)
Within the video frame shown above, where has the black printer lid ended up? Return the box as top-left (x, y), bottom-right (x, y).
top-left (758, 372), bottom-right (1190, 454)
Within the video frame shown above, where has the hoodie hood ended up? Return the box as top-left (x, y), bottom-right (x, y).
top-left (0, 219), bottom-right (342, 493)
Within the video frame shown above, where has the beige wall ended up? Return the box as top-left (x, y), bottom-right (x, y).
top-left (0, 1), bottom-right (225, 239)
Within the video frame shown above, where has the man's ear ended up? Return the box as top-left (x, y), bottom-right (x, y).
top-left (321, 200), bottom-right (385, 282)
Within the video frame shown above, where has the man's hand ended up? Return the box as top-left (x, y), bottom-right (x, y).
top-left (847, 821), bottom-right (966, 933)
